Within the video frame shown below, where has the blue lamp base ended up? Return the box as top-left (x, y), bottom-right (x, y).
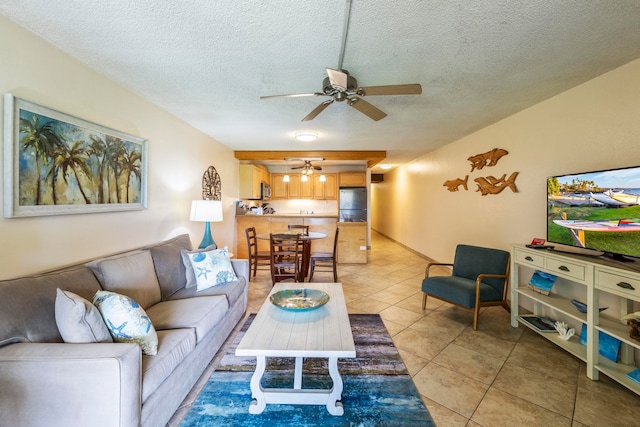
top-left (198, 222), bottom-right (218, 249)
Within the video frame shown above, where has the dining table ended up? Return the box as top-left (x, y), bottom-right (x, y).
top-left (256, 231), bottom-right (327, 281)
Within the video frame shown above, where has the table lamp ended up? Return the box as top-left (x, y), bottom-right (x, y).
top-left (190, 200), bottom-right (223, 249)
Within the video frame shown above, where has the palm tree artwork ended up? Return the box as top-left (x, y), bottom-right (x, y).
top-left (18, 109), bottom-right (145, 208)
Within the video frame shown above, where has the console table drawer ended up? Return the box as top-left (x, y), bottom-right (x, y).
top-left (545, 258), bottom-right (586, 281)
top-left (596, 270), bottom-right (640, 299)
top-left (514, 249), bottom-right (544, 268)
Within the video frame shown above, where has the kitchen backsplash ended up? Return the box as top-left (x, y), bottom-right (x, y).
top-left (240, 198), bottom-right (338, 214)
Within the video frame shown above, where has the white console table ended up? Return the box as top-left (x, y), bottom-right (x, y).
top-left (510, 244), bottom-right (640, 395)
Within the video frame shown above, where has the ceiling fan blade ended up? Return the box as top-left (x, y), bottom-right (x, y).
top-left (260, 92), bottom-right (323, 99)
top-left (302, 100), bottom-right (333, 121)
top-left (348, 98), bottom-right (387, 121)
top-left (326, 68), bottom-right (348, 89)
top-left (359, 84), bottom-right (422, 96)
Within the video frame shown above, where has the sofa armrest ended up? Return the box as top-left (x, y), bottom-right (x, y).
top-left (0, 343), bottom-right (141, 427)
top-left (231, 258), bottom-right (250, 284)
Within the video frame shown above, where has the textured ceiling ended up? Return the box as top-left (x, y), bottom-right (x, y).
top-left (2, 0), bottom-right (640, 171)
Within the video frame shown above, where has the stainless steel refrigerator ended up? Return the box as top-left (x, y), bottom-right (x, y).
top-left (339, 187), bottom-right (367, 222)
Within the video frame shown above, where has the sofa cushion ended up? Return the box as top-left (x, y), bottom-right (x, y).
top-left (55, 289), bottom-right (113, 343)
top-left (93, 291), bottom-right (159, 355)
top-left (168, 276), bottom-right (247, 310)
top-left (87, 250), bottom-right (161, 310)
top-left (182, 247), bottom-right (238, 291)
top-left (141, 328), bottom-right (196, 403)
top-left (146, 296), bottom-right (228, 343)
top-left (148, 234), bottom-right (192, 300)
top-left (0, 265), bottom-right (102, 347)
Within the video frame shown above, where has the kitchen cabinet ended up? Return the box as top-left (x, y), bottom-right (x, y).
top-left (240, 164), bottom-right (269, 199)
top-left (337, 222), bottom-right (367, 263)
top-left (511, 245), bottom-right (640, 396)
top-left (313, 174), bottom-right (338, 200)
top-left (271, 173), bottom-right (288, 199)
top-left (271, 173), bottom-right (335, 200)
top-left (339, 172), bottom-right (366, 187)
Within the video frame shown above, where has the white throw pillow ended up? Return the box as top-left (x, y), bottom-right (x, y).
top-left (180, 244), bottom-right (217, 288)
top-left (92, 290), bottom-right (158, 355)
top-left (184, 246), bottom-right (238, 291)
top-left (55, 288), bottom-right (113, 343)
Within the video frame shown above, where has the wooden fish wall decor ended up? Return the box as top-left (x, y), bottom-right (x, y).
top-left (474, 172), bottom-right (519, 195)
top-left (443, 147), bottom-right (519, 196)
top-left (468, 148), bottom-right (508, 172)
top-left (443, 175), bottom-right (468, 192)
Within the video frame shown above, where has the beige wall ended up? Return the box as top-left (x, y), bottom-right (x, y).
top-left (372, 58), bottom-right (640, 263)
top-left (0, 16), bottom-right (239, 279)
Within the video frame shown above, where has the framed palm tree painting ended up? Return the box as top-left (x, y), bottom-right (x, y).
top-left (3, 94), bottom-right (148, 217)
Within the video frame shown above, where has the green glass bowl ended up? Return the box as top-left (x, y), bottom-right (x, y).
top-left (270, 288), bottom-right (330, 311)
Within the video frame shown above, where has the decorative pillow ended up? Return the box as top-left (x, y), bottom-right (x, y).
top-left (55, 288), bottom-right (113, 343)
top-left (92, 290), bottom-right (158, 355)
top-left (183, 246), bottom-right (238, 291)
top-left (180, 244), bottom-right (220, 288)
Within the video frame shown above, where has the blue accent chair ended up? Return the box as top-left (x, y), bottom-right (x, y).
top-left (421, 244), bottom-right (510, 330)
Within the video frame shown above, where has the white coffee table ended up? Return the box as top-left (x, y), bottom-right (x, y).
top-left (235, 282), bottom-right (356, 416)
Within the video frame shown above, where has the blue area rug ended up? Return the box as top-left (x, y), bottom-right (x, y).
top-left (179, 314), bottom-right (434, 426)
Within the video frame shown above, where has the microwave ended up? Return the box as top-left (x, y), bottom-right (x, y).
top-left (260, 183), bottom-right (271, 200)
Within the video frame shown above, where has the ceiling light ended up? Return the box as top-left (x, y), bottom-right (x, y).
top-left (379, 164), bottom-right (392, 169)
top-left (301, 174), bottom-right (309, 182)
top-left (294, 131), bottom-right (318, 142)
top-left (283, 174), bottom-right (290, 182)
top-left (319, 174), bottom-right (326, 182)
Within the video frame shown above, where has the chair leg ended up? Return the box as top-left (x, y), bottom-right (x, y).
top-left (473, 306), bottom-right (480, 330)
top-left (332, 260), bottom-right (337, 282)
top-left (309, 260), bottom-right (314, 281)
top-left (422, 293), bottom-right (427, 310)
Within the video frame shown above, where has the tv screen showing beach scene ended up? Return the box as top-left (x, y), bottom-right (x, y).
top-left (547, 165), bottom-right (640, 260)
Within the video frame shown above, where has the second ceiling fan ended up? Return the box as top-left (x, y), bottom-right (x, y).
top-left (260, 0), bottom-right (422, 121)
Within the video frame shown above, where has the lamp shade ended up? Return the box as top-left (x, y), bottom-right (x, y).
top-left (190, 200), bottom-right (223, 222)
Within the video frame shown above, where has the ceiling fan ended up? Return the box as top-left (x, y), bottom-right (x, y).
top-left (291, 160), bottom-right (322, 175)
top-left (260, 0), bottom-right (422, 121)
top-left (261, 69), bottom-right (422, 121)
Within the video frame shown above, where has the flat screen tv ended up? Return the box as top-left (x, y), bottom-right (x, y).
top-left (547, 165), bottom-right (640, 261)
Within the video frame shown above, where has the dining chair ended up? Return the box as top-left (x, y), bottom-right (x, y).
top-left (421, 244), bottom-right (510, 330)
top-left (287, 224), bottom-right (309, 235)
top-left (245, 227), bottom-right (270, 279)
top-left (309, 227), bottom-right (339, 282)
top-left (269, 233), bottom-right (304, 285)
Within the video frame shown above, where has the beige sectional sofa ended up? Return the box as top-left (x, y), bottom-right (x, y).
top-left (0, 234), bottom-right (249, 427)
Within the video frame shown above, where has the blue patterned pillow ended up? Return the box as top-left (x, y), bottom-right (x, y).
top-left (185, 246), bottom-right (238, 291)
top-left (92, 290), bottom-right (158, 355)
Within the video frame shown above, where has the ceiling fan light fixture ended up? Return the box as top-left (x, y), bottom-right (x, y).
top-left (283, 174), bottom-right (290, 182)
top-left (301, 174), bottom-right (309, 182)
top-left (294, 131), bottom-right (318, 142)
top-left (319, 174), bottom-right (326, 182)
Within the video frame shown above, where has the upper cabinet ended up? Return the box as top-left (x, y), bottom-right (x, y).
top-left (339, 172), bottom-right (366, 187)
top-left (313, 174), bottom-right (338, 200)
top-left (271, 173), bottom-right (337, 200)
top-left (239, 164), bottom-right (269, 199)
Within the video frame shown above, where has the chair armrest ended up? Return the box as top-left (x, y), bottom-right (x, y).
top-left (475, 273), bottom-right (508, 284)
top-left (425, 262), bottom-right (453, 278)
top-left (0, 342), bottom-right (141, 427)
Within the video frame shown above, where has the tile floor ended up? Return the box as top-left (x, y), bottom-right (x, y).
top-left (170, 231), bottom-right (640, 426)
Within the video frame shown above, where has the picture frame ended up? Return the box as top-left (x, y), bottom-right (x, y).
top-left (3, 94), bottom-right (148, 217)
